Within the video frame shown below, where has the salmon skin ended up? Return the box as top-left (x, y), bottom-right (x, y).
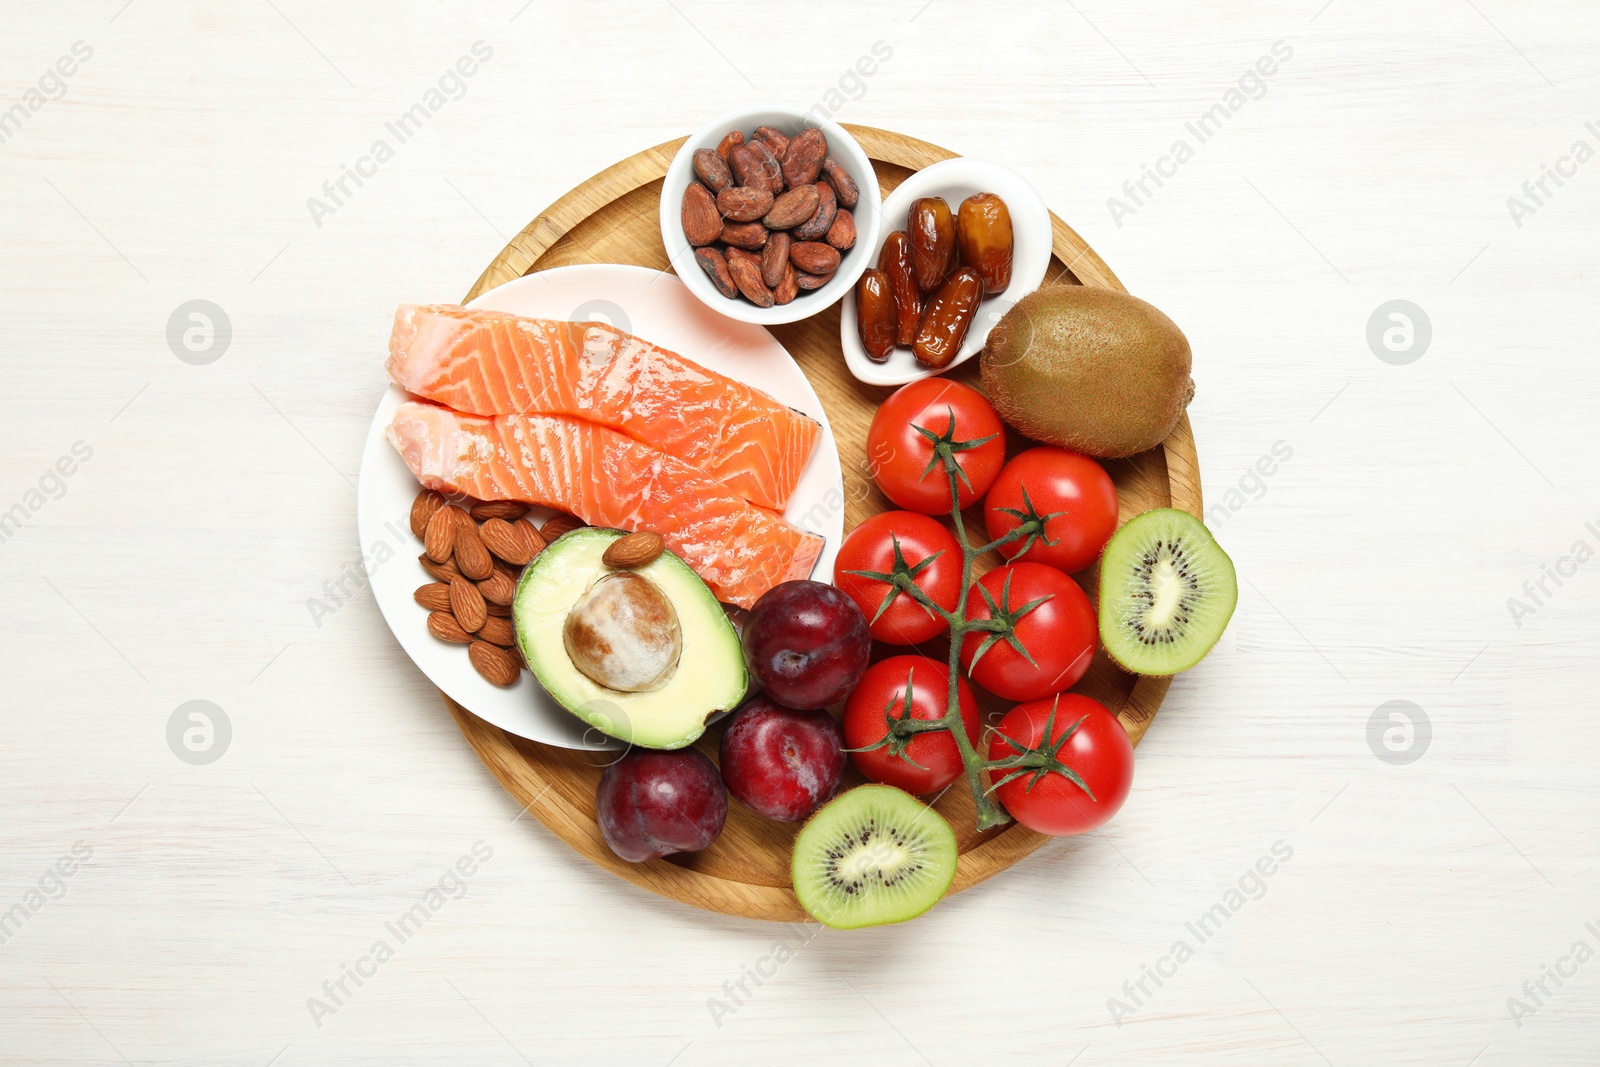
top-left (386, 400), bottom-right (823, 610)
top-left (387, 304), bottom-right (822, 512)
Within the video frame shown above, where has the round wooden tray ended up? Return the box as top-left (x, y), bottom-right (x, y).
top-left (447, 125), bottom-right (1202, 922)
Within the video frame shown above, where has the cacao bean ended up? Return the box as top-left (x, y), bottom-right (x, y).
top-left (790, 241), bottom-right (841, 276)
top-left (720, 220), bottom-right (769, 250)
top-left (774, 262), bottom-right (799, 305)
top-left (745, 140), bottom-right (784, 194)
top-left (754, 125), bottom-right (791, 160)
top-left (681, 181), bottom-right (722, 247)
top-left (825, 208), bottom-right (856, 250)
top-left (729, 143), bottom-right (763, 189)
top-left (762, 232), bottom-right (791, 288)
top-left (793, 180), bottom-right (837, 241)
top-left (726, 249), bottom-right (776, 308)
top-left (821, 155), bottom-right (860, 208)
top-left (782, 128), bottom-right (827, 189)
top-left (794, 269), bottom-right (835, 290)
top-left (695, 247), bottom-right (738, 298)
top-left (692, 148), bottom-right (733, 193)
top-left (764, 185), bottom-right (820, 230)
top-left (717, 185), bottom-right (774, 223)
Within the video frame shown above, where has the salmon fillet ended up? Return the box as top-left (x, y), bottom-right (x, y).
top-left (386, 400), bottom-right (822, 609)
top-left (387, 304), bottom-right (822, 512)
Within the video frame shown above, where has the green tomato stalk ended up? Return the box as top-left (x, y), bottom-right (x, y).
top-left (845, 410), bottom-right (1061, 832)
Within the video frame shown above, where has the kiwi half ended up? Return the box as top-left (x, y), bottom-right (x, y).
top-left (791, 785), bottom-right (957, 929)
top-left (1099, 509), bottom-right (1237, 676)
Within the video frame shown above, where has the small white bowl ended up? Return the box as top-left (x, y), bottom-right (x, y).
top-left (659, 105), bottom-right (882, 326)
top-left (840, 158), bottom-right (1052, 387)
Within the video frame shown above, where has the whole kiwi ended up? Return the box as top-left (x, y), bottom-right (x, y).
top-left (981, 286), bottom-right (1194, 458)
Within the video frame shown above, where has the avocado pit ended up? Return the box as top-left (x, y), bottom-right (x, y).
top-left (563, 572), bottom-right (682, 692)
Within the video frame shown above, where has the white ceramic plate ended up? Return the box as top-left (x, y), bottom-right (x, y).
top-left (356, 264), bottom-right (845, 750)
top-left (840, 158), bottom-right (1052, 387)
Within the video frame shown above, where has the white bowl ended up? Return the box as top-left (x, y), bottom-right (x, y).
top-left (659, 105), bottom-right (882, 326)
top-left (839, 158), bottom-right (1052, 387)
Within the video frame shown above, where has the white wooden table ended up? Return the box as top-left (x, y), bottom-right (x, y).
top-left (3, 2), bottom-right (1597, 1063)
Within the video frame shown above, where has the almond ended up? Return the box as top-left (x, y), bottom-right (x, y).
top-left (486, 600), bottom-right (513, 617)
top-left (478, 567), bottom-right (517, 606)
top-left (414, 583), bottom-right (452, 612)
top-left (541, 513), bottom-right (586, 541)
top-left (410, 489), bottom-right (446, 539)
top-left (682, 181), bottom-right (723, 246)
top-left (449, 575), bottom-right (488, 632)
top-left (424, 506), bottom-right (460, 563)
top-left (419, 553), bottom-right (461, 583)
top-left (716, 185), bottom-right (774, 223)
top-left (469, 641), bottom-right (521, 687)
top-left (503, 642), bottom-right (527, 670)
top-left (427, 611), bottom-right (473, 644)
top-left (513, 519), bottom-right (546, 561)
top-left (790, 241), bottom-right (841, 276)
top-left (453, 522), bottom-right (494, 580)
top-left (470, 500), bottom-right (528, 522)
top-left (481, 517), bottom-right (536, 566)
top-left (603, 530), bottom-right (665, 569)
top-left (479, 614), bottom-right (516, 647)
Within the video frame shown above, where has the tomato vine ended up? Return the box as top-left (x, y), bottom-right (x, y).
top-left (866, 409), bottom-right (1069, 830)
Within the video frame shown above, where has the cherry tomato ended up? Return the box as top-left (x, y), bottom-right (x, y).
top-left (843, 655), bottom-right (981, 795)
top-left (834, 512), bottom-right (961, 645)
top-left (987, 694), bottom-right (1133, 835)
top-left (866, 379), bottom-right (1006, 515)
top-left (984, 447), bottom-right (1118, 573)
top-left (960, 562), bottom-right (1096, 702)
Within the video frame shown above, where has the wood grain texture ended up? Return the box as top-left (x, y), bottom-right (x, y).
top-left (451, 127), bottom-right (1202, 920)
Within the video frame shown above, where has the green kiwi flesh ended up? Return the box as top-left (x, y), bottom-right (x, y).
top-left (1098, 509), bottom-right (1237, 676)
top-left (791, 785), bottom-right (957, 929)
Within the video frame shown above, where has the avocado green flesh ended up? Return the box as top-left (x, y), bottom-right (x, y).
top-left (1098, 509), bottom-right (1237, 676)
top-left (513, 528), bottom-right (747, 749)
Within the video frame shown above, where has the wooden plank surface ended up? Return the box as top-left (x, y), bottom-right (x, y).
top-left (3, 3), bottom-right (1597, 1064)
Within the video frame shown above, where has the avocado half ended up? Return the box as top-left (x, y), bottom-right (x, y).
top-left (512, 528), bottom-right (747, 749)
